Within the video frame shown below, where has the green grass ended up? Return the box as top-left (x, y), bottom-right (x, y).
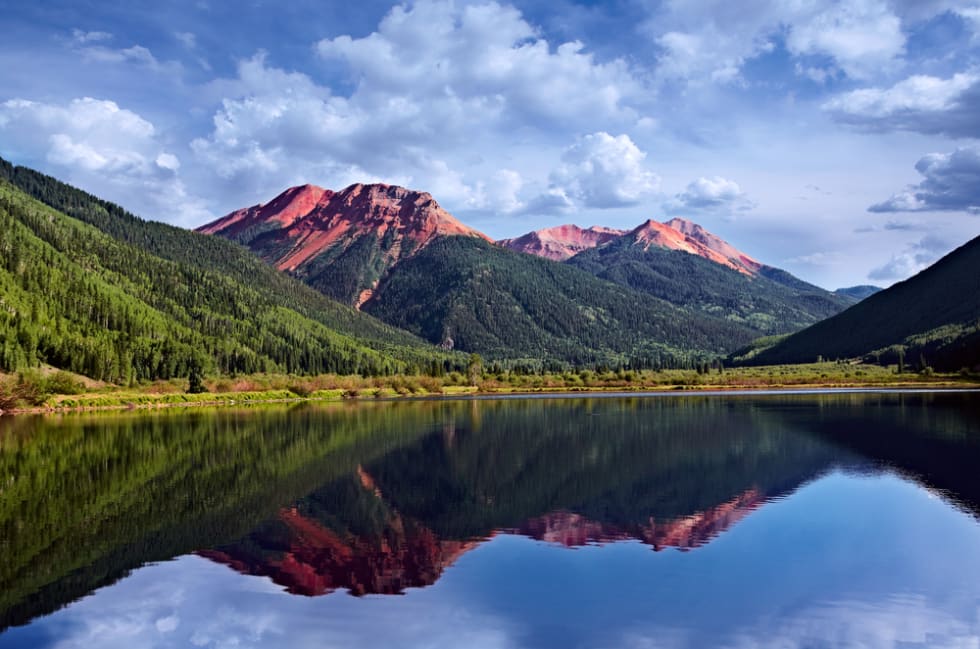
top-left (5, 363), bottom-right (975, 414)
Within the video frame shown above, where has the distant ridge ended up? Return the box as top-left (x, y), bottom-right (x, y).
top-left (501, 217), bottom-right (761, 275)
top-left (834, 285), bottom-right (881, 301)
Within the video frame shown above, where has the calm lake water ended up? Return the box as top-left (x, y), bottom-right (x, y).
top-left (1, 392), bottom-right (978, 648)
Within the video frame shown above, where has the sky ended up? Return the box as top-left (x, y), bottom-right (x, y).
top-left (1, 0), bottom-right (979, 289)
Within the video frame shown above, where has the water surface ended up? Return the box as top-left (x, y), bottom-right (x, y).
top-left (1, 392), bottom-right (978, 647)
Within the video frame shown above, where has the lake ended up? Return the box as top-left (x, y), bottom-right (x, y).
top-left (1, 391), bottom-right (978, 648)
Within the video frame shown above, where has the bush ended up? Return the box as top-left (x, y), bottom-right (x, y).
top-left (0, 371), bottom-right (51, 409)
top-left (44, 371), bottom-right (85, 395)
top-left (287, 383), bottom-right (313, 397)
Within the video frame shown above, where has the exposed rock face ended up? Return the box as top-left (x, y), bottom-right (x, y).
top-left (503, 218), bottom-right (761, 275)
top-left (629, 220), bottom-right (760, 276)
top-left (197, 184), bottom-right (332, 238)
top-left (198, 183), bottom-right (491, 305)
top-left (664, 218), bottom-right (762, 275)
top-left (498, 224), bottom-right (626, 261)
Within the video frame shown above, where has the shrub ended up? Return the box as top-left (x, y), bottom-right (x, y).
top-left (44, 371), bottom-right (85, 395)
top-left (287, 383), bottom-right (313, 397)
top-left (0, 371), bottom-right (51, 409)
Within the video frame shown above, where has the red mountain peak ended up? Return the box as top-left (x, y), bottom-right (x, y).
top-left (197, 181), bottom-right (492, 305)
top-left (196, 183), bottom-right (331, 237)
top-left (664, 217), bottom-right (762, 274)
top-left (632, 218), bottom-right (760, 276)
top-left (498, 223), bottom-right (626, 261)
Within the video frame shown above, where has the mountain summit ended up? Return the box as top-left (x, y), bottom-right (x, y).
top-left (504, 217), bottom-right (761, 275)
top-left (498, 224), bottom-right (626, 261)
top-left (198, 183), bottom-right (490, 306)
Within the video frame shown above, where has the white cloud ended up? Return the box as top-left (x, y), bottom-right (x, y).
top-left (783, 0), bottom-right (904, 80)
top-left (523, 188), bottom-right (576, 215)
top-left (175, 32), bottom-right (197, 49)
top-left (712, 594), bottom-right (980, 648)
top-left (870, 147), bottom-right (980, 214)
top-left (0, 97), bottom-right (211, 226)
top-left (824, 71), bottom-right (980, 137)
top-left (868, 235), bottom-right (952, 280)
top-left (71, 29), bottom-right (113, 44)
top-left (315, 0), bottom-right (640, 130)
top-left (649, 0), bottom-right (909, 85)
top-left (190, 1), bottom-right (645, 216)
top-left (665, 176), bottom-right (752, 213)
top-left (543, 132), bottom-right (660, 210)
top-left (484, 169), bottom-right (526, 214)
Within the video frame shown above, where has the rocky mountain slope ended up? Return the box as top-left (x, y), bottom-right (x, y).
top-left (200, 183), bottom-right (490, 306)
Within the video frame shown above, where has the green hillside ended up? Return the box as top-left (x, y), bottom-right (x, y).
top-left (0, 161), bottom-right (452, 382)
top-left (567, 236), bottom-right (852, 336)
top-left (0, 159), bottom-right (438, 357)
top-left (363, 236), bottom-right (758, 366)
top-left (742, 234), bottom-right (980, 370)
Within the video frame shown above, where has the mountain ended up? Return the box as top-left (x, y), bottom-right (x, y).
top-left (498, 224), bottom-right (625, 261)
top-left (199, 183), bottom-right (490, 307)
top-left (503, 217), bottom-right (762, 275)
top-left (204, 184), bottom-right (768, 364)
top-left (567, 222), bottom-right (852, 336)
top-left (359, 235), bottom-right (757, 364)
top-left (641, 218), bottom-right (762, 275)
top-left (743, 234), bottom-right (980, 370)
top-left (835, 285), bottom-right (882, 301)
top-left (205, 184), bottom-right (851, 362)
top-left (0, 158), bottom-right (451, 381)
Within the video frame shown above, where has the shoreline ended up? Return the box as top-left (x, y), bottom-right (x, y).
top-left (4, 380), bottom-right (978, 417)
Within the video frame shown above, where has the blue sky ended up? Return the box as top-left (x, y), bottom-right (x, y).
top-left (1, 0), bottom-right (979, 288)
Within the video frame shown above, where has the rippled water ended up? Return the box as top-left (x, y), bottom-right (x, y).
top-left (1, 392), bottom-right (978, 648)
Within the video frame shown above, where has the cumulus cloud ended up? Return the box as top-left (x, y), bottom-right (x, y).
top-left (824, 71), bottom-right (980, 137)
top-left (783, 1), bottom-right (904, 79)
top-left (870, 147), bottom-right (980, 214)
top-left (189, 2), bottom-right (644, 215)
top-left (315, 0), bottom-right (640, 130)
top-left (0, 97), bottom-right (211, 225)
top-left (649, 0), bottom-right (908, 85)
top-left (868, 235), bottom-right (952, 280)
top-left (665, 176), bottom-right (752, 213)
top-left (539, 132), bottom-right (660, 210)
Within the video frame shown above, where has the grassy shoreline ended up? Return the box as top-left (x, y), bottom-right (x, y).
top-left (3, 362), bottom-right (978, 416)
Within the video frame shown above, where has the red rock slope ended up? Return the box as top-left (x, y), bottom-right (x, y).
top-left (198, 183), bottom-right (491, 305)
top-left (503, 218), bottom-right (761, 275)
top-left (498, 224), bottom-right (626, 261)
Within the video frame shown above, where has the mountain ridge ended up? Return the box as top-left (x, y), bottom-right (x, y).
top-left (198, 183), bottom-right (491, 306)
top-left (742, 234), bottom-right (980, 369)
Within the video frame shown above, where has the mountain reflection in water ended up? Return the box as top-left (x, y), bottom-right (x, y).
top-left (0, 392), bottom-right (978, 632)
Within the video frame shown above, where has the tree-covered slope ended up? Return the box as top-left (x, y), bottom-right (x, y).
top-left (363, 236), bottom-right (758, 365)
top-left (567, 234), bottom-right (852, 336)
top-left (744, 234), bottom-right (980, 369)
top-left (0, 159), bottom-right (440, 364)
top-left (0, 163), bottom-right (451, 381)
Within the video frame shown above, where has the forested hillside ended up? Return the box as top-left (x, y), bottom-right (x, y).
top-left (363, 236), bottom-right (758, 366)
top-left (0, 159), bottom-right (435, 355)
top-left (568, 236), bottom-right (852, 335)
top-left (0, 160), bottom-right (453, 382)
top-left (742, 234), bottom-right (980, 370)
